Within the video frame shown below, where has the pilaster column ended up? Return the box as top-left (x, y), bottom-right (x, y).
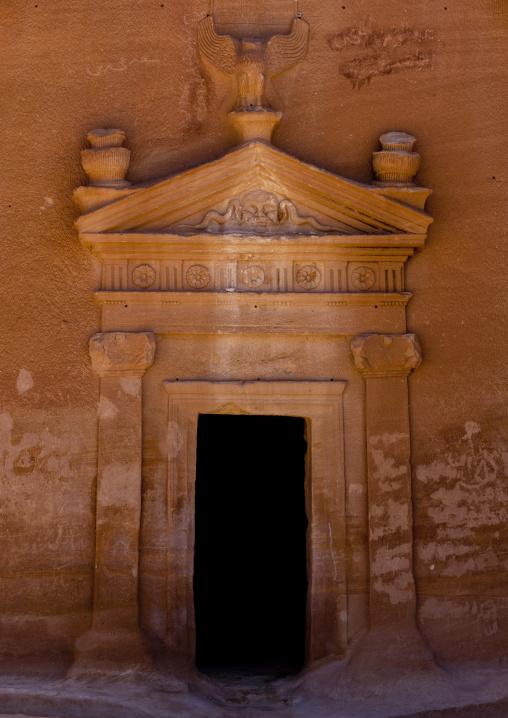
top-left (72, 331), bottom-right (155, 674)
top-left (351, 333), bottom-right (421, 632)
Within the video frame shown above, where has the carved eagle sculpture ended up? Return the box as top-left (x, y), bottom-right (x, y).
top-left (197, 15), bottom-right (309, 112)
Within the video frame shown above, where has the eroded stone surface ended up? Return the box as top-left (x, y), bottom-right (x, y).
top-left (89, 332), bottom-right (156, 377)
top-left (1, 0), bottom-right (507, 705)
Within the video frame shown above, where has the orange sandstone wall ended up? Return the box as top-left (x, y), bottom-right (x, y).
top-left (1, 0), bottom-right (507, 664)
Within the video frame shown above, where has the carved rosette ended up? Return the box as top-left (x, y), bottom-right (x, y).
top-left (351, 266), bottom-right (376, 291)
top-left (351, 333), bottom-right (422, 378)
top-left (297, 265), bottom-right (321, 290)
top-left (89, 332), bottom-right (156, 377)
top-left (242, 266), bottom-right (265, 288)
top-left (186, 265), bottom-right (211, 289)
top-left (132, 264), bottom-right (156, 289)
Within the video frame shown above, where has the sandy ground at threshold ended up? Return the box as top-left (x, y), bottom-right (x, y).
top-left (1, 659), bottom-right (508, 718)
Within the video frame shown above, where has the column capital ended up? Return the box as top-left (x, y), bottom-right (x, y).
top-left (351, 333), bottom-right (421, 378)
top-left (89, 331), bottom-right (156, 377)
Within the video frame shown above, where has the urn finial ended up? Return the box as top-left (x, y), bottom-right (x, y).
top-left (81, 129), bottom-right (131, 187)
top-left (372, 131), bottom-right (421, 186)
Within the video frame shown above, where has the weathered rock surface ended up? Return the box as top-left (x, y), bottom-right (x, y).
top-left (0, 0), bottom-right (507, 702)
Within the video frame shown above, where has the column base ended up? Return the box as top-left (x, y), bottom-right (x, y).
top-left (69, 628), bottom-right (152, 676)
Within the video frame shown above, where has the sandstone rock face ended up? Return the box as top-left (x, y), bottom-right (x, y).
top-left (0, 0), bottom-right (507, 679)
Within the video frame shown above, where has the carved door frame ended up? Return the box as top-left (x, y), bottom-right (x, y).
top-left (72, 121), bottom-right (431, 673)
top-left (162, 380), bottom-right (347, 664)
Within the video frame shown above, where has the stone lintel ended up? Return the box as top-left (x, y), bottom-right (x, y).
top-left (351, 333), bottom-right (421, 377)
top-left (89, 331), bottom-right (156, 377)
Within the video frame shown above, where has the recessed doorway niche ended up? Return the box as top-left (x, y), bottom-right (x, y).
top-left (194, 414), bottom-right (308, 675)
top-left (162, 380), bottom-right (347, 666)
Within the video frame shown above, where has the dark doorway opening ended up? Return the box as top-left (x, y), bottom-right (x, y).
top-left (194, 414), bottom-right (308, 679)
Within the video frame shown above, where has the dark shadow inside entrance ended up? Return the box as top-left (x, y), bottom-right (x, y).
top-left (194, 414), bottom-right (308, 679)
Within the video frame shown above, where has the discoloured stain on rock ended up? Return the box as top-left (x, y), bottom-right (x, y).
top-left (99, 462), bottom-right (141, 509)
top-left (178, 74), bottom-right (208, 135)
top-left (370, 498), bottom-right (409, 541)
top-left (415, 421), bottom-right (508, 579)
top-left (98, 396), bottom-right (119, 420)
top-left (16, 369), bottom-right (34, 395)
top-left (368, 434), bottom-right (411, 498)
top-left (119, 377), bottom-right (140, 397)
top-left (371, 543), bottom-right (413, 604)
top-left (166, 422), bottom-right (183, 459)
top-left (0, 413), bottom-right (88, 576)
top-left (367, 431), bottom-right (415, 606)
top-left (0, 413), bottom-right (79, 482)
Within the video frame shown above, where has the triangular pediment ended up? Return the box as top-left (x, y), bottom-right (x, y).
top-left (76, 141), bottom-right (432, 237)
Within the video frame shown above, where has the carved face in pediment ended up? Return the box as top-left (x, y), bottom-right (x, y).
top-left (232, 190), bottom-right (279, 230)
top-left (189, 189), bottom-right (336, 235)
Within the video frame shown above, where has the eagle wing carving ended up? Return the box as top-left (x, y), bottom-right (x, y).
top-left (265, 18), bottom-right (309, 76)
top-left (197, 16), bottom-right (240, 75)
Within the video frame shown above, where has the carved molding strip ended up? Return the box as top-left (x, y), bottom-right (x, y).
top-left (96, 291), bottom-right (412, 307)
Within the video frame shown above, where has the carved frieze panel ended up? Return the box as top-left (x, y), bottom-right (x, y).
top-left (100, 257), bottom-right (405, 294)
